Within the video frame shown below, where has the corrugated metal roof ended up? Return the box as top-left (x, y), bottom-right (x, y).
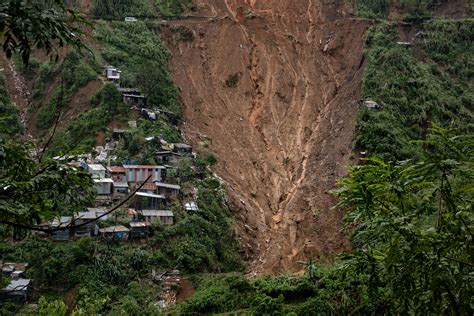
top-left (123, 165), bottom-right (166, 169)
top-left (113, 181), bottom-right (129, 188)
top-left (4, 278), bottom-right (30, 291)
top-left (155, 182), bottom-right (181, 190)
top-left (141, 210), bottom-right (174, 217)
top-left (108, 166), bottom-right (126, 173)
top-left (88, 164), bottom-right (106, 171)
top-left (173, 143), bottom-right (192, 149)
top-left (94, 178), bottom-right (114, 183)
top-left (136, 192), bottom-right (165, 199)
top-left (51, 216), bottom-right (72, 227)
top-left (129, 222), bottom-right (150, 227)
top-left (99, 226), bottom-right (129, 233)
top-left (185, 201), bottom-right (199, 211)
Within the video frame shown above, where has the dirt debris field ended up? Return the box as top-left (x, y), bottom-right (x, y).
top-left (162, 0), bottom-right (370, 276)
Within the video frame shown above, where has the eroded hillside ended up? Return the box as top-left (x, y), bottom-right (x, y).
top-left (162, 0), bottom-right (369, 275)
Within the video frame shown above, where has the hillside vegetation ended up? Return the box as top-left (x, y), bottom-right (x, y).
top-left (0, 0), bottom-right (472, 315)
top-left (90, 0), bottom-right (194, 18)
top-left (356, 19), bottom-right (474, 160)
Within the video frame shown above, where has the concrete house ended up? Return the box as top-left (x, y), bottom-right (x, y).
top-left (124, 165), bottom-right (165, 183)
top-left (155, 182), bottom-right (181, 199)
top-left (140, 210), bottom-right (174, 225)
top-left (103, 65), bottom-right (121, 81)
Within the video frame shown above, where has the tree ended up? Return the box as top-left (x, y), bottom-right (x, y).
top-left (335, 126), bottom-right (474, 315)
top-left (0, 139), bottom-right (95, 235)
top-left (38, 296), bottom-right (67, 316)
top-left (0, 0), bottom-right (92, 65)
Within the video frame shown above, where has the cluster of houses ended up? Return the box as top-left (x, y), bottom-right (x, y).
top-left (103, 65), bottom-right (180, 125)
top-left (46, 142), bottom-right (198, 241)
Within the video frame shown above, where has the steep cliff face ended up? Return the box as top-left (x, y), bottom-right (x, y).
top-left (163, 0), bottom-right (369, 275)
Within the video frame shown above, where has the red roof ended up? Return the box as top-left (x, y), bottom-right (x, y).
top-left (108, 166), bottom-right (126, 173)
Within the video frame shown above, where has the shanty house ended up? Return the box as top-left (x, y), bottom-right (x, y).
top-left (85, 208), bottom-right (108, 221)
top-left (123, 94), bottom-right (146, 107)
top-left (51, 216), bottom-right (72, 241)
top-left (124, 165), bottom-right (165, 183)
top-left (99, 226), bottom-right (130, 240)
top-left (84, 163), bottom-right (106, 179)
top-left (184, 201), bottom-right (199, 212)
top-left (74, 212), bottom-right (100, 237)
top-left (112, 128), bottom-right (131, 141)
top-left (155, 182), bottom-right (180, 199)
top-left (129, 222), bottom-right (150, 239)
top-left (173, 143), bottom-right (193, 156)
top-left (103, 65), bottom-right (121, 81)
top-left (134, 192), bottom-right (166, 210)
top-left (155, 151), bottom-right (174, 164)
top-left (108, 166), bottom-right (127, 182)
top-left (140, 210), bottom-right (174, 225)
top-left (1, 277), bottom-right (31, 303)
top-left (113, 181), bottom-right (129, 195)
top-left (94, 178), bottom-right (113, 195)
top-left (363, 100), bottom-right (381, 109)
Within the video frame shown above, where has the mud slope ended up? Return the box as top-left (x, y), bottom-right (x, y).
top-left (163, 0), bottom-right (369, 276)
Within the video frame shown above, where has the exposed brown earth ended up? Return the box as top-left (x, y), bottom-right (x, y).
top-left (162, 0), bottom-right (370, 276)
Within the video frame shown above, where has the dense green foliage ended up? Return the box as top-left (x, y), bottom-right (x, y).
top-left (173, 127), bottom-right (473, 315)
top-left (0, 238), bottom-right (162, 315)
top-left (0, 0), bottom-right (91, 64)
top-left (91, 0), bottom-right (194, 18)
top-left (49, 83), bottom-right (128, 154)
top-left (0, 139), bottom-right (95, 239)
top-left (0, 74), bottom-right (22, 136)
top-left (96, 21), bottom-right (181, 115)
top-left (91, 0), bottom-right (155, 19)
top-left (355, 21), bottom-right (473, 161)
top-left (152, 178), bottom-right (242, 273)
top-left (355, 0), bottom-right (390, 19)
top-left (336, 127), bottom-right (473, 314)
top-left (0, 174), bottom-right (242, 314)
top-left (155, 0), bottom-right (194, 15)
top-left (353, 0), bottom-right (444, 19)
top-left (36, 51), bottom-right (97, 130)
